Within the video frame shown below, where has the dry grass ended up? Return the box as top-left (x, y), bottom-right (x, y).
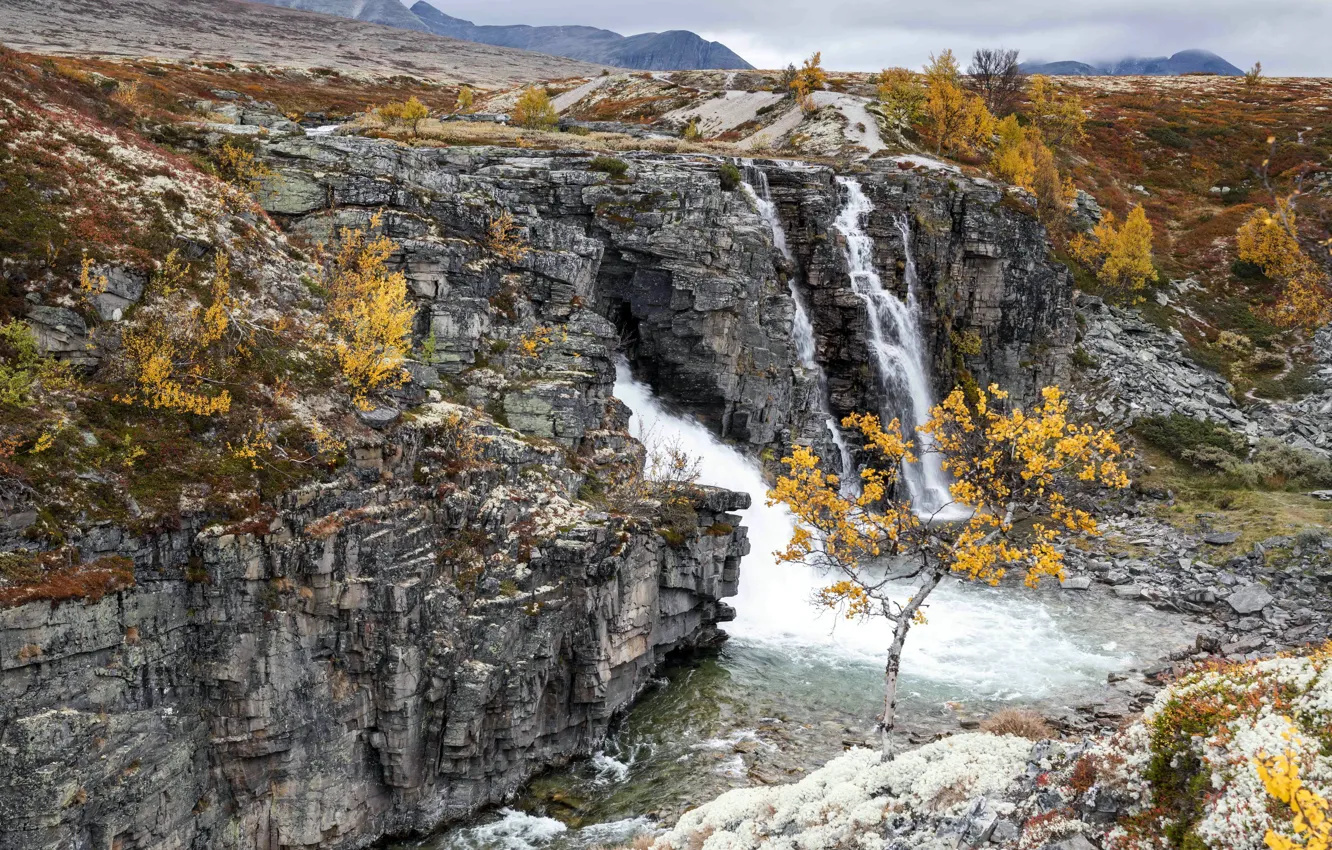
top-left (979, 708), bottom-right (1054, 740)
top-left (0, 555), bottom-right (135, 609)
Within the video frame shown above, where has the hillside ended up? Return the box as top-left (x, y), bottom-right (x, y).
top-left (0, 0), bottom-right (607, 86)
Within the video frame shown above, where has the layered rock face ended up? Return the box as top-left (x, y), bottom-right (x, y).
top-left (755, 160), bottom-right (1075, 429)
top-left (0, 405), bottom-right (749, 850)
top-left (259, 139), bottom-right (798, 450)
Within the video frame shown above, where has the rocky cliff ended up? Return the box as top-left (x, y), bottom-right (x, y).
top-left (754, 160), bottom-right (1075, 433)
top-left (1, 132), bottom-right (1081, 850)
top-left (0, 398), bottom-right (750, 850)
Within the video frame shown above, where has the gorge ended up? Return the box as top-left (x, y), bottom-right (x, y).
top-left (2, 57), bottom-right (1330, 850)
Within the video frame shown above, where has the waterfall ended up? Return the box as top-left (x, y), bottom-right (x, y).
top-left (738, 162), bottom-right (856, 490)
top-left (832, 177), bottom-right (953, 514)
top-left (612, 360), bottom-right (1145, 680)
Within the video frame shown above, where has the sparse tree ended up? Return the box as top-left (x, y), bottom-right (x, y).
top-left (967, 47), bottom-right (1026, 116)
top-left (875, 67), bottom-right (926, 127)
top-left (779, 63), bottom-right (798, 93)
top-left (922, 50), bottom-right (995, 156)
top-left (992, 115), bottom-right (1074, 221)
top-left (1071, 205), bottom-right (1156, 299)
top-left (768, 385), bottom-right (1128, 754)
top-left (1236, 199), bottom-right (1331, 329)
top-left (1244, 62), bottom-right (1264, 91)
top-left (1027, 75), bottom-right (1087, 149)
top-left (512, 86), bottom-right (558, 130)
top-left (796, 51), bottom-right (828, 94)
top-left (456, 85), bottom-right (475, 113)
top-left (400, 96), bottom-right (428, 136)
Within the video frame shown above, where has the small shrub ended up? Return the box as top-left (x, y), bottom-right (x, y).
top-left (1071, 346), bottom-right (1100, 371)
top-left (512, 86), bottom-right (557, 130)
top-left (705, 522), bottom-right (734, 536)
top-left (979, 708), bottom-right (1052, 740)
top-left (1134, 414), bottom-right (1246, 466)
top-left (1145, 126), bottom-right (1192, 150)
top-left (718, 162), bottom-right (742, 192)
top-left (588, 155), bottom-right (629, 179)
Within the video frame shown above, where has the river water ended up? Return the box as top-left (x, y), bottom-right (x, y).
top-left (396, 364), bottom-right (1200, 850)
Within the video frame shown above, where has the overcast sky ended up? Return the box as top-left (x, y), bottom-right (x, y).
top-left (417, 0), bottom-right (1330, 76)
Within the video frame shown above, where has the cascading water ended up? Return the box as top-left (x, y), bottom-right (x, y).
top-left (412, 365), bottom-right (1199, 850)
top-left (738, 162), bottom-right (855, 489)
top-left (832, 176), bottom-right (953, 514)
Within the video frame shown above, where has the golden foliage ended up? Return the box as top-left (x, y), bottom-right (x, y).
top-left (1070, 205), bottom-right (1156, 299)
top-left (768, 382), bottom-right (1127, 740)
top-left (486, 210), bottom-right (529, 265)
top-left (876, 67), bottom-right (926, 127)
top-left (1026, 76), bottom-right (1087, 150)
top-left (212, 140), bottom-right (275, 192)
top-left (320, 213), bottom-right (415, 409)
top-left (517, 325), bottom-right (552, 360)
top-left (378, 96), bottom-right (429, 134)
top-left (456, 86), bottom-right (474, 113)
top-left (79, 256), bottom-right (107, 295)
top-left (1257, 737), bottom-right (1332, 850)
top-left (113, 251), bottom-right (237, 416)
top-left (1236, 199), bottom-right (1332, 329)
top-left (992, 115), bottom-right (1075, 219)
top-left (922, 50), bottom-right (995, 156)
top-left (792, 52), bottom-right (827, 114)
top-left (512, 86), bottom-right (558, 130)
top-left (228, 420), bottom-right (274, 470)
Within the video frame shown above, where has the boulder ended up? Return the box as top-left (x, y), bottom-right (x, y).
top-left (1226, 583), bottom-right (1273, 615)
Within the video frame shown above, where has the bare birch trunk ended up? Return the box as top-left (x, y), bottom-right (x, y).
top-left (878, 569), bottom-right (944, 758)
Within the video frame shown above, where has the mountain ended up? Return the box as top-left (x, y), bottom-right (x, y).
top-left (253, 0), bottom-right (430, 31)
top-left (409, 2), bottom-right (753, 70)
top-left (0, 0), bottom-right (608, 86)
top-left (242, 0), bottom-right (752, 70)
top-left (1022, 49), bottom-right (1244, 77)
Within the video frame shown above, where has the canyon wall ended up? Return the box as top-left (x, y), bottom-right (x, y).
top-left (0, 140), bottom-right (1076, 850)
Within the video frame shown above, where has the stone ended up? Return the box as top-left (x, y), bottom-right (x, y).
top-left (1226, 583), bottom-right (1274, 615)
top-left (1113, 585), bottom-right (1145, 599)
top-left (356, 406), bottom-right (401, 429)
top-left (1060, 576), bottom-right (1093, 590)
top-left (1204, 531), bottom-right (1241, 545)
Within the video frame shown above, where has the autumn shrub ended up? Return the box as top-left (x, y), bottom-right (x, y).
top-left (486, 210), bottom-right (529, 264)
top-left (320, 214), bottom-right (415, 409)
top-left (211, 139), bottom-right (274, 192)
top-left (113, 251), bottom-right (238, 416)
top-left (1235, 200), bottom-right (1331, 330)
top-left (0, 553), bottom-right (135, 609)
top-left (1070, 205), bottom-right (1156, 301)
top-left (512, 86), bottom-right (557, 130)
top-left (980, 708), bottom-right (1053, 740)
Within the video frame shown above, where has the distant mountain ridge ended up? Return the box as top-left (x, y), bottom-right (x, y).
top-left (1022, 49), bottom-right (1244, 77)
top-left (246, 0), bottom-right (752, 70)
top-left (409, 2), bottom-right (752, 71)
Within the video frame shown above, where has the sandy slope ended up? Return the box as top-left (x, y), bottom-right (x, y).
top-left (0, 0), bottom-right (609, 87)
